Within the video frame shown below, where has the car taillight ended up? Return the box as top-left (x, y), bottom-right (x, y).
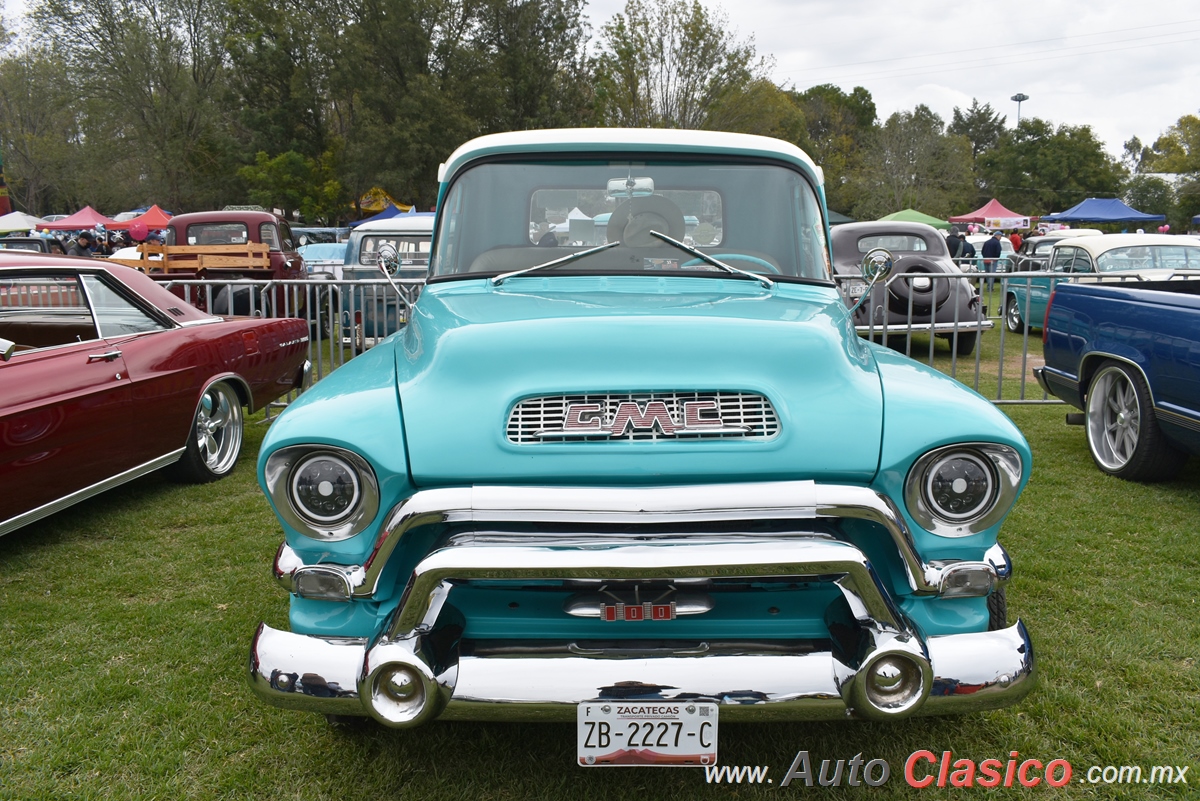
top-left (1043, 288), bottom-right (1055, 344)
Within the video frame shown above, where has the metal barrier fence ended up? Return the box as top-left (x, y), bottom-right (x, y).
top-left (840, 270), bottom-right (1055, 406)
top-left (157, 276), bottom-right (422, 383)
top-left (157, 271), bottom-right (1200, 410)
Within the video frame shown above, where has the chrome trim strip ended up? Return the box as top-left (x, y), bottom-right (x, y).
top-left (247, 620), bottom-right (1035, 723)
top-left (1156, 405), bottom-right (1200, 434)
top-left (272, 482), bottom-right (953, 599)
top-left (855, 320), bottom-right (995, 334)
top-left (0, 449), bottom-right (185, 537)
top-left (1078, 352), bottom-right (1156, 406)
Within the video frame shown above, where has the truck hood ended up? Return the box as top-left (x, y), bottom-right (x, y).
top-left (396, 277), bottom-right (883, 485)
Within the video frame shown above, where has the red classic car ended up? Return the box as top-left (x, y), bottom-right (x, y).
top-left (0, 253), bottom-right (311, 536)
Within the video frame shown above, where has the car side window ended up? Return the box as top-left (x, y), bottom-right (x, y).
top-left (81, 275), bottom-right (169, 338)
top-left (1071, 253), bottom-right (1094, 273)
top-left (260, 223), bottom-right (283, 252)
top-left (278, 221), bottom-right (295, 250)
top-left (1050, 248), bottom-right (1074, 273)
top-left (0, 274), bottom-right (100, 351)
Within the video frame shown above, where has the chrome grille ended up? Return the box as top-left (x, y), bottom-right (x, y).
top-left (507, 391), bottom-right (780, 443)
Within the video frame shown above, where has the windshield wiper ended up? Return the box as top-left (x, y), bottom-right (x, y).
top-left (648, 231), bottom-right (774, 288)
top-left (490, 241), bottom-right (621, 286)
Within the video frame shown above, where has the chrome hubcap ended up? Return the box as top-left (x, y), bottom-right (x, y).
top-left (1006, 300), bottom-right (1021, 329)
top-left (1087, 368), bottom-right (1139, 470)
top-left (195, 384), bottom-right (243, 474)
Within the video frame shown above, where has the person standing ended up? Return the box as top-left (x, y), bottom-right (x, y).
top-left (981, 230), bottom-right (1003, 290)
top-left (1009, 229), bottom-right (1023, 251)
top-left (67, 231), bottom-right (94, 257)
top-left (947, 227), bottom-right (964, 261)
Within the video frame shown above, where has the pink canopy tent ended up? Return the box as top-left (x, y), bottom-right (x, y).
top-left (107, 204), bottom-right (172, 231)
top-left (949, 199), bottom-right (1033, 226)
top-left (37, 205), bottom-right (118, 230)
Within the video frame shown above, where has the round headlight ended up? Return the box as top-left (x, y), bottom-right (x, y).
top-left (905, 444), bottom-right (1023, 538)
top-left (923, 452), bottom-right (994, 521)
top-left (290, 454), bottom-right (361, 524)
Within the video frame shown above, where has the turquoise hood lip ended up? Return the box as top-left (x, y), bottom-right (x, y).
top-left (395, 276), bottom-right (883, 486)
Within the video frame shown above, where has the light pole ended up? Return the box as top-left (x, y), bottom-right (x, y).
top-left (1011, 93), bottom-right (1029, 125)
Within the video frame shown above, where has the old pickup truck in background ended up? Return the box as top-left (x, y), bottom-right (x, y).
top-left (110, 210), bottom-right (306, 317)
top-left (1036, 278), bottom-right (1200, 481)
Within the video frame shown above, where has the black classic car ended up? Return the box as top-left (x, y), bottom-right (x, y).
top-left (830, 221), bottom-right (989, 355)
top-left (0, 236), bottom-right (67, 255)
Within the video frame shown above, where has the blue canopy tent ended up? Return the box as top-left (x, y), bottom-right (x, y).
top-left (1042, 198), bottom-right (1165, 224)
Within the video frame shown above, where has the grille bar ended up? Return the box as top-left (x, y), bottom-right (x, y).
top-left (506, 391), bottom-right (780, 443)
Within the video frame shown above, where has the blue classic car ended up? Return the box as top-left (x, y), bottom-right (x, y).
top-left (248, 130), bottom-right (1035, 761)
top-left (1004, 233), bottom-right (1200, 333)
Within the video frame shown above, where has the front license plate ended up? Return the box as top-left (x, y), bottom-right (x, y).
top-left (577, 701), bottom-right (718, 766)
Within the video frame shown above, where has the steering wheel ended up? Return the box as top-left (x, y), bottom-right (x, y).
top-left (683, 253), bottom-right (782, 274)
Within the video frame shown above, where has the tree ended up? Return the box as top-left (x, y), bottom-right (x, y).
top-left (1145, 114), bottom-right (1200, 174)
top-left (0, 41), bottom-right (78, 214)
top-left (237, 148), bottom-right (347, 224)
top-left (850, 105), bottom-right (974, 220)
top-left (704, 78), bottom-right (803, 140)
top-left (1122, 174), bottom-right (1173, 220)
top-left (788, 84), bottom-right (876, 214)
top-left (470, 0), bottom-right (594, 132)
top-left (592, 0), bottom-right (769, 129)
top-left (948, 99), bottom-right (1005, 162)
top-left (1122, 136), bottom-right (1151, 175)
top-left (225, 0), bottom-right (334, 161)
top-left (28, 0), bottom-right (243, 211)
top-left (978, 118), bottom-right (1124, 215)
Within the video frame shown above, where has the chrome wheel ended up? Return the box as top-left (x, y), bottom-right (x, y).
top-left (195, 382), bottom-right (243, 475)
top-left (1086, 366), bottom-right (1140, 471)
top-left (1004, 296), bottom-right (1024, 333)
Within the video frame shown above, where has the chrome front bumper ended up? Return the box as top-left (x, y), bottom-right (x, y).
top-left (251, 511), bottom-right (1034, 725)
top-left (249, 617), bottom-right (1035, 723)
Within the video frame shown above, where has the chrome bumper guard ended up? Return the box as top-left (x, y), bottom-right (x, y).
top-left (252, 526), bottom-right (1034, 725)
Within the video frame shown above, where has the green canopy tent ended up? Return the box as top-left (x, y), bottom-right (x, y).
top-left (877, 209), bottom-right (951, 230)
top-left (828, 210), bottom-right (855, 226)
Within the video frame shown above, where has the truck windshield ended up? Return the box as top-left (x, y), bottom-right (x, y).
top-left (431, 157), bottom-right (829, 281)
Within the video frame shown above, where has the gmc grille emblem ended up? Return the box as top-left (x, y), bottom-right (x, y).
top-left (537, 399), bottom-right (750, 438)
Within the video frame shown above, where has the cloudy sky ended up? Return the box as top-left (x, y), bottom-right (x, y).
top-left (582, 0), bottom-right (1200, 159)
top-left (4, 0), bottom-right (1197, 158)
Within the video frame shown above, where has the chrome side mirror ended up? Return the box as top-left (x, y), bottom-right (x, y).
top-left (0, 337), bottom-right (15, 361)
top-left (377, 243), bottom-right (401, 277)
top-left (850, 247), bottom-right (893, 316)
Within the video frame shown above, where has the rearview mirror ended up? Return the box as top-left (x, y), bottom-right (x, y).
top-left (607, 177), bottom-right (655, 198)
top-left (377, 243), bottom-right (401, 277)
top-left (850, 248), bottom-right (894, 316)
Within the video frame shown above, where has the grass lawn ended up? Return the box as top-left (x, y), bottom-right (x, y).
top-left (2, 403), bottom-right (1198, 798)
